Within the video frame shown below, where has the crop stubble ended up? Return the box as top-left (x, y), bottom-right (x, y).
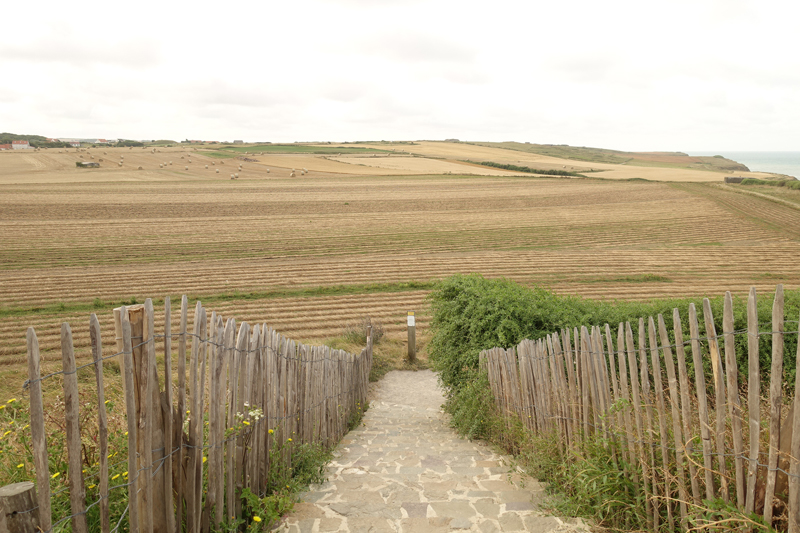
top-left (1, 151), bottom-right (799, 391)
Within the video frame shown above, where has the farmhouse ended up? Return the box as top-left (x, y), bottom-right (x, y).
top-left (12, 140), bottom-right (31, 150)
top-left (233, 140), bottom-right (244, 144)
top-left (0, 144), bottom-right (11, 151)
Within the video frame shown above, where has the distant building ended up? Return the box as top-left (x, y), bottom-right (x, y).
top-left (70, 141), bottom-right (81, 148)
top-left (233, 140), bottom-right (244, 144)
top-left (724, 176), bottom-right (744, 184)
top-left (77, 161), bottom-right (100, 168)
top-left (12, 140), bottom-right (31, 150)
top-left (0, 143), bottom-right (12, 150)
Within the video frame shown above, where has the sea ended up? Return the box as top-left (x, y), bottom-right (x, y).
top-left (688, 151), bottom-right (800, 179)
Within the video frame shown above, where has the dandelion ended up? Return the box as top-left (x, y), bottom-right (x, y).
top-left (125, 432), bottom-right (128, 436)
top-left (112, 474), bottom-right (120, 480)
top-left (17, 463), bottom-right (24, 468)
top-left (243, 421), bottom-right (250, 426)
top-left (268, 429), bottom-right (273, 434)
top-left (104, 400), bottom-right (110, 404)
top-left (252, 516), bottom-right (261, 523)
top-left (123, 471), bottom-right (128, 477)
top-left (88, 484), bottom-right (96, 489)
top-left (51, 472), bottom-right (60, 479)
top-left (202, 457), bottom-right (207, 463)
top-left (3, 431), bottom-right (10, 437)
top-left (0, 405), bottom-right (5, 410)
top-left (287, 438), bottom-right (292, 442)
top-left (7, 398), bottom-right (16, 404)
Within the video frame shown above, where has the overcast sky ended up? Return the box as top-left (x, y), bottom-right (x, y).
top-left (1, 0), bottom-right (797, 151)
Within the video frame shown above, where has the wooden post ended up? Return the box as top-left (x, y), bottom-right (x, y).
top-left (61, 323), bottom-right (89, 533)
top-left (407, 311), bottom-right (416, 362)
top-left (764, 285), bottom-right (785, 526)
top-left (0, 482), bottom-right (40, 533)
top-left (89, 314), bottom-right (110, 533)
top-left (26, 328), bottom-right (51, 532)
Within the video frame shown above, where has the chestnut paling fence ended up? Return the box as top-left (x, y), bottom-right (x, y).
top-left (11, 295), bottom-right (371, 533)
top-left (481, 285), bottom-right (800, 532)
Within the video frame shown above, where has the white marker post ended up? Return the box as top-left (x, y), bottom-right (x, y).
top-left (407, 311), bottom-right (416, 363)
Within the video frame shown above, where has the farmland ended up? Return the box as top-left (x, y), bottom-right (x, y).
top-left (1, 143), bottom-right (799, 398)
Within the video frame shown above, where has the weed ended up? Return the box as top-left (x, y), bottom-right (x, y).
top-left (342, 317), bottom-right (384, 345)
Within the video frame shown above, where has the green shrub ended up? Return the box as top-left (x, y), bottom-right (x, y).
top-left (429, 274), bottom-right (800, 400)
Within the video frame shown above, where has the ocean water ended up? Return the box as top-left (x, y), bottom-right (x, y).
top-left (689, 151), bottom-right (800, 179)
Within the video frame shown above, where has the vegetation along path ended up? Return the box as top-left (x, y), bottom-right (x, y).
top-left (276, 370), bottom-right (587, 532)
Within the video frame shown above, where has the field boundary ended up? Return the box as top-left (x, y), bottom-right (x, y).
top-left (9, 295), bottom-right (371, 532)
top-left (481, 284), bottom-right (800, 531)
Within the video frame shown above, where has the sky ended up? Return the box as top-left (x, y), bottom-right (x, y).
top-left (1, 0), bottom-right (798, 152)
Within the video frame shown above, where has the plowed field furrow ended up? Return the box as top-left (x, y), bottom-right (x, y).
top-left (2, 165), bottom-right (799, 395)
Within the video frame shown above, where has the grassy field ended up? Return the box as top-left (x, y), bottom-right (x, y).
top-left (209, 144), bottom-right (392, 154)
top-left (1, 144), bottom-right (799, 400)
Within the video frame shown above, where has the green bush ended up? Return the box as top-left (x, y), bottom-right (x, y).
top-left (428, 274), bottom-right (800, 399)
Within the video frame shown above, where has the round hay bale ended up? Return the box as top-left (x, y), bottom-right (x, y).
top-left (181, 156), bottom-right (184, 159)
top-left (235, 173), bottom-right (239, 178)
top-left (104, 152), bottom-right (107, 155)
top-left (79, 155), bottom-right (83, 159)
top-left (290, 171), bottom-right (295, 177)
top-left (118, 162), bottom-right (123, 166)
top-left (169, 161), bottom-right (172, 165)
top-left (185, 166), bottom-right (189, 170)
top-left (138, 166), bottom-right (143, 170)
top-left (205, 164), bottom-right (208, 169)
top-left (160, 163), bottom-right (163, 168)
top-left (188, 159), bottom-right (191, 163)
top-left (266, 169), bottom-right (270, 173)
top-left (99, 158), bottom-right (104, 162)
top-left (58, 150), bottom-right (62, 153)
top-left (216, 169), bottom-right (219, 173)
top-left (90, 155), bottom-right (94, 159)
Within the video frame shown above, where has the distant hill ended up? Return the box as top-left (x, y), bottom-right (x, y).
top-left (465, 141), bottom-right (750, 173)
top-left (0, 132), bottom-right (49, 143)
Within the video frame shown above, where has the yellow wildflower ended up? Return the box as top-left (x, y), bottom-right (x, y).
top-left (112, 474), bottom-right (120, 480)
top-left (123, 471), bottom-right (128, 477)
top-left (7, 398), bottom-right (17, 404)
top-left (287, 438), bottom-right (292, 442)
top-left (17, 463), bottom-right (24, 468)
top-left (202, 457), bottom-right (207, 463)
top-left (252, 516), bottom-right (262, 523)
top-left (0, 405), bottom-right (5, 410)
top-left (51, 472), bottom-right (60, 479)
top-left (268, 429), bottom-right (273, 434)
top-left (88, 484), bottom-right (96, 489)
top-left (243, 421), bottom-right (250, 426)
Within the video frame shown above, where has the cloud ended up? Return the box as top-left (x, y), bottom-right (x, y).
top-left (353, 31), bottom-right (478, 65)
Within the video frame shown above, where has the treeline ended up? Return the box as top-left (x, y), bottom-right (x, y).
top-left (740, 177), bottom-right (800, 190)
top-left (0, 132), bottom-right (70, 148)
top-left (465, 160), bottom-right (587, 177)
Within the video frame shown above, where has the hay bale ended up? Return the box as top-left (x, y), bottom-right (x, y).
top-left (90, 155), bottom-right (94, 159)
top-left (99, 158), bottom-right (104, 162)
top-left (138, 166), bottom-right (143, 170)
top-left (216, 169), bottom-right (219, 173)
top-left (188, 159), bottom-right (191, 163)
top-left (185, 166), bottom-right (189, 170)
top-left (160, 163), bottom-right (163, 168)
top-left (290, 171), bottom-right (295, 177)
top-left (235, 173), bottom-right (239, 178)
top-left (205, 164), bottom-right (208, 169)
top-left (181, 156), bottom-right (184, 159)
top-left (266, 169), bottom-right (270, 173)
top-left (118, 162), bottom-right (123, 166)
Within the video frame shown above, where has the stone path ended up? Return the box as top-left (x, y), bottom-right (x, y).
top-left (276, 370), bottom-right (587, 533)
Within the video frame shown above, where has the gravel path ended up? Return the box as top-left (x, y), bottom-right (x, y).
top-left (276, 370), bottom-right (588, 532)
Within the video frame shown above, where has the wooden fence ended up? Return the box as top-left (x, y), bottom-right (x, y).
top-left (15, 295), bottom-right (371, 533)
top-left (481, 285), bottom-right (800, 531)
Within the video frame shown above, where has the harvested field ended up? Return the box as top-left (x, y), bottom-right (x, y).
top-left (1, 147), bottom-right (799, 397)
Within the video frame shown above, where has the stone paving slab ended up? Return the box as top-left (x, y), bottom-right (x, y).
top-left (275, 370), bottom-right (589, 532)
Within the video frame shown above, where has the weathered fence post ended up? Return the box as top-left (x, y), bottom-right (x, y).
top-left (407, 311), bottom-right (416, 362)
top-left (0, 482), bottom-right (40, 533)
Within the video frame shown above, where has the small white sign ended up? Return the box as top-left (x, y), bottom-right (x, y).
top-left (407, 312), bottom-right (415, 327)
